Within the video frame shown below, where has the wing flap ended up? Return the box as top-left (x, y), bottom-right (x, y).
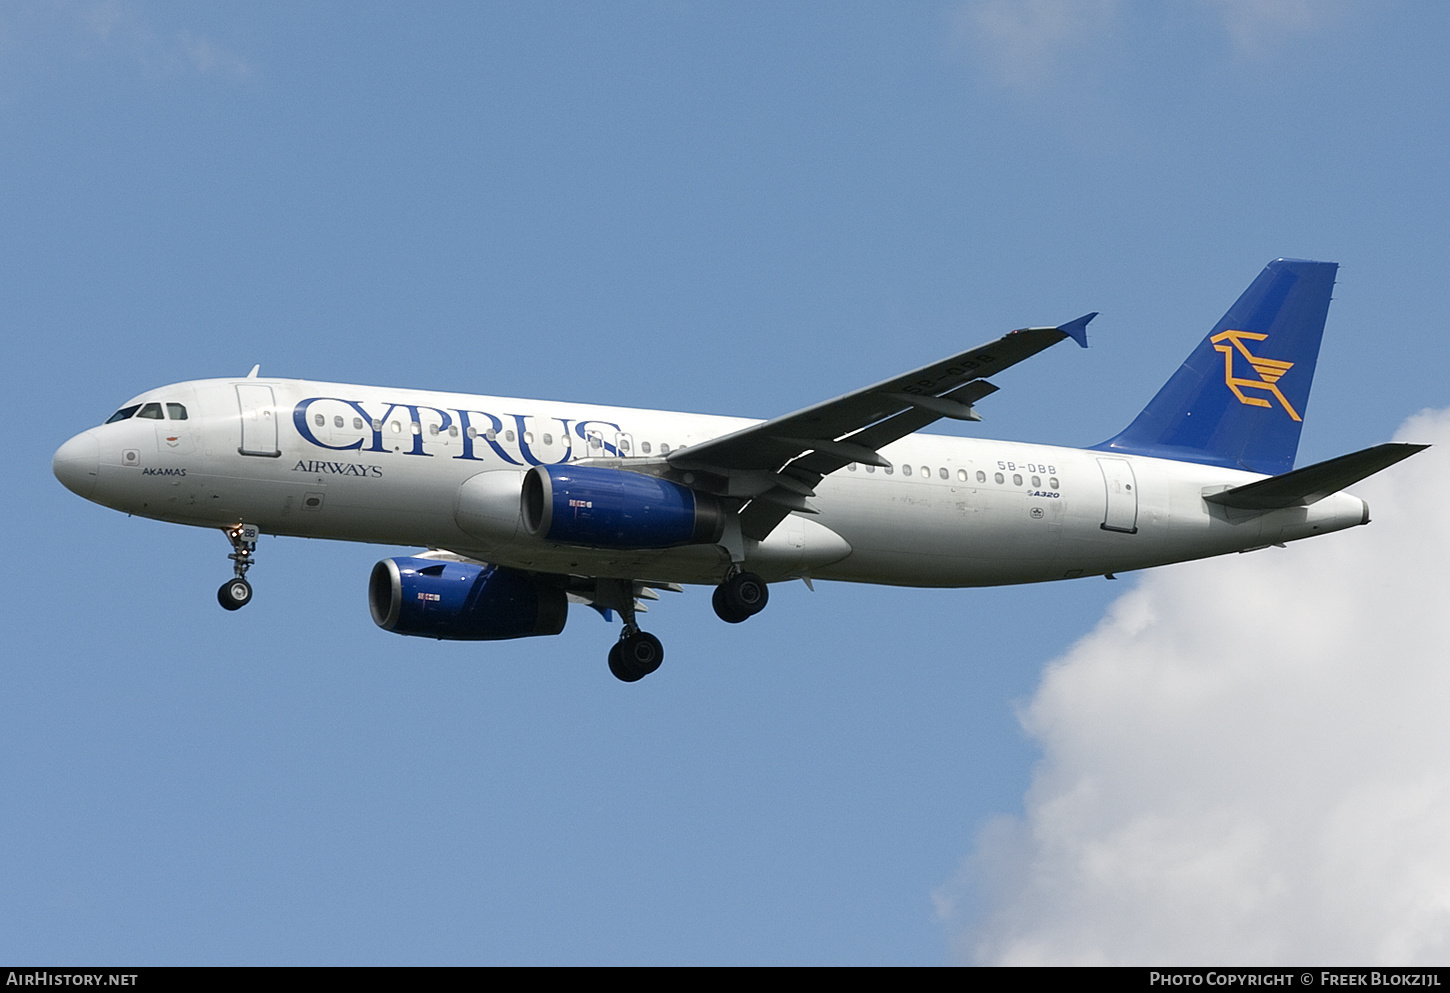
top-left (795, 381), bottom-right (1001, 475)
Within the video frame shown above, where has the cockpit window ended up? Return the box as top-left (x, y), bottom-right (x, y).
top-left (136, 403), bottom-right (163, 420)
top-left (105, 404), bottom-right (141, 424)
top-left (167, 403), bottom-right (188, 420)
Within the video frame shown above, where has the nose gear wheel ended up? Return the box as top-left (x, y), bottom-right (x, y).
top-left (218, 577), bottom-right (253, 610)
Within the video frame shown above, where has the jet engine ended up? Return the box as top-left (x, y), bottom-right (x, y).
top-left (369, 556), bottom-right (567, 640)
top-left (520, 465), bottom-right (725, 549)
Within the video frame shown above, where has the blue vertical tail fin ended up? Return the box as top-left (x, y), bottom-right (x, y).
top-left (1093, 258), bottom-right (1338, 475)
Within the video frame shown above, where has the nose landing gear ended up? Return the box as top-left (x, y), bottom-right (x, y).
top-left (217, 523), bottom-right (259, 611)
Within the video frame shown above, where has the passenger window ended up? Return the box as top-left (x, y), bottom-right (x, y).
top-left (105, 405), bottom-right (141, 424)
top-left (641, 442), bottom-right (652, 454)
top-left (866, 465), bottom-right (875, 473)
top-left (314, 414), bottom-right (325, 427)
top-left (994, 472), bottom-right (1004, 484)
top-left (659, 443), bottom-right (670, 454)
top-left (847, 462), bottom-right (856, 471)
top-left (976, 471), bottom-right (986, 483)
top-left (390, 421), bottom-right (401, 434)
top-left (353, 417), bottom-right (364, 430)
top-left (1049, 477), bottom-right (1059, 489)
top-left (167, 403), bottom-right (188, 420)
top-left (137, 403), bottom-right (163, 420)
top-left (1013, 473), bottom-right (1023, 486)
top-left (429, 424), bottom-right (439, 436)
top-left (334, 416), bottom-right (344, 429)
top-left (543, 433), bottom-right (553, 445)
top-left (371, 419), bottom-right (382, 431)
top-left (505, 430), bottom-right (515, 442)
top-left (884, 465), bottom-right (893, 474)
top-left (939, 467), bottom-right (948, 480)
top-left (1032, 475), bottom-right (1041, 487)
top-left (903, 465), bottom-right (912, 476)
top-left (920, 465), bottom-right (929, 478)
top-left (411, 422), bottom-right (421, 435)
top-left (524, 432), bottom-right (533, 444)
top-left (957, 469), bottom-right (968, 481)
top-left (449, 426), bottom-right (458, 438)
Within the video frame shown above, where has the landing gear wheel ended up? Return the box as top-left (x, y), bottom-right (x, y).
top-left (714, 571), bottom-right (768, 623)
top-left (607, 642), bottom-right (641, 682)
top-left (219, 523), bottom-right (259, 612)
top-left (609, 631), bottom-right (664, 682)
top-left (218, 577), bottom-right (253, 611)
top-left (713, 584), bottom-right (747, 624)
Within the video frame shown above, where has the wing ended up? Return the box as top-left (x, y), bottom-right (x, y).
top-left (667, 313), bottom-right (1096, 540)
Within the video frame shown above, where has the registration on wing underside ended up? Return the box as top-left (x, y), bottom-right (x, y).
top-left (667, 316), bottom-right (1094, 539)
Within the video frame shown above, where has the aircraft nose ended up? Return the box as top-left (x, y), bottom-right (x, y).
top-left (53, 430), bottom-right (100, 500)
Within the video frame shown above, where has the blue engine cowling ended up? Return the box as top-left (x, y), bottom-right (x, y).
top-left (521, 464), bottom-right (725, 549)
top-left (369, 557), bottom-right (568, 640)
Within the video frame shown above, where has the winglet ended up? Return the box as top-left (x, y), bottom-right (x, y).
top-left (1058, 313), bottom-right (1096, 349)
top-left (246, 364), bottom-right (261, 379)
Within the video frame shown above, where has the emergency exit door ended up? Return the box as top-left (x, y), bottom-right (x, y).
top-left (1097, 457), bottom-right (1138, 533)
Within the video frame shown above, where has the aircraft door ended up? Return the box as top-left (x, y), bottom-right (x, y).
top-left (236, 384), bottom-right (281, 458)
top-left (1097, 457), bottom-right (1138, 533)
top-left (584, 428), bottom-right (606, 460)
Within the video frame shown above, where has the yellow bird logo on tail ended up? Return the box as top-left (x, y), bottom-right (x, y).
top-left (1210, 329), bottom-right (1302, 421)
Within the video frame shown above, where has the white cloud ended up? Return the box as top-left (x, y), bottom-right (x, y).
top-left (954, 0), bottom-right (1119, 92)
top-left (176, 29), bottom-right (251, 80)
top-left (1, 0), bottom-right (252, 81)
top-left (955, 0), bottom-right (1344, 92)
top-left (939, 408), bottom-right (1450, 965)
top-left (1200, 0), bottom-right (1326, 58)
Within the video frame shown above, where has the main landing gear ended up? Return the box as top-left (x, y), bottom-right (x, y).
top-left (608, 629), bottom-right (664, 683)
top-left (594, 569), bottom-right (769, 682)
top-left (217, 523), bottom-right (259, 611)
top-left (712, 569), bottom-right (769, 624)
top-left (591, 578), bottom-right (665, 682)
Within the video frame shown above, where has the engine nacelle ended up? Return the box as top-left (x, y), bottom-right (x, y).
top-left (369, 557), bottom-right (567, 641)
top-left (521, 464), bottom-right (725, 549)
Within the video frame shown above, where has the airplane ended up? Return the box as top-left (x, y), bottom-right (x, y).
top-left (52, 259), bottom-right (1425, 682)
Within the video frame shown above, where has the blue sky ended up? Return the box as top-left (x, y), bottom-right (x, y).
top-left (5, 1), bottom-right (1449, 965)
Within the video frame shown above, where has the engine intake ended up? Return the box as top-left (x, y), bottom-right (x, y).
top-left (521, 464), bottom-right (725, 549)
top-left (369, 557), bottom-right (567, 641)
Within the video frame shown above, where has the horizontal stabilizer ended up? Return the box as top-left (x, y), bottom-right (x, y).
top-left (1203, 443), bottom-right (1428, 510)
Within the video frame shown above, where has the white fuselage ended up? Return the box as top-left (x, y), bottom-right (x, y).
top-left (55, 377), bottom-right (1370, 589)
